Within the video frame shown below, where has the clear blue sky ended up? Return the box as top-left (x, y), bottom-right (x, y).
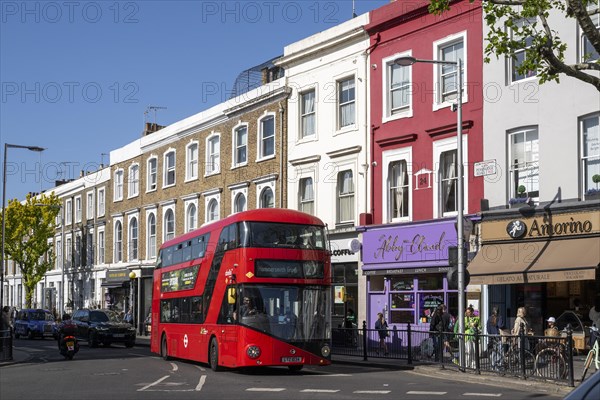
top-left (1, 0), bottom-right (388, 202)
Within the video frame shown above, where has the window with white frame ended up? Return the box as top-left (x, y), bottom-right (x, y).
top-left (114, 221), bottom-right (122, 262)
top-left (388, 160), bottom-right (410, 221)
top-left (300, 90), bottom-right (316, 138)
top-left (510, 18), bottom-right (536, 83)
top-left (186, 142), bottom-right (198, 180)
top-left (298, 177), bottom-right (314, 215)
top-left (437, 38), bottom-right (464, 103)
top-left (233, 125), bottom-right (248, 166)
top-left (98, 229), bottom-right (105, 264)
top-left (234, 193), bottom-right (246, 213)
top-left (386, 59), bottom-right (411, 118)
top-left (259, 115), bottom-right (275, 159)
top-left (66, 236), bottom-right (72, 268)
top-left (147, 157), bottom-right (157, 191)
top-left (206, 135), bottom-right (220, 175)
top-left (55, 238), bottom-right (62, 269)
top-left (164, 151), bottom-right (176, 187)
top-left (86, 230), bottom-right (94, 266)
top-left (65, 199), bottom-right (72, 225)
top-left (164, 209), bottom-right (175, 241)
top-left (206, 199), bottom-right (219, 222)
top-left (129, 217), bottom-right (138, 261)
top-left (147, 213), bottom-right (156, 259)
top-left (581, 114), bottom-right (600, 197)
top-left (186, 203), bottom-right (197, 232)
top-left (338, 77), bottom-right (355, 128)
top-left (439, 150), bottom-right (458, 215)
top-left (75, 196), bottom-right (82, 223)
top-left (508, 127), bottom-right (539, 199)
top-left (97, 188), bottom-right (105, 217)
top-left (128, 164), bottom-right (139, 197)
top-left (114, 169), bottom-right (124, 201)
top-left (259, 187), bottom-right (274, 208)
top-left (581, 4), bottom-right (600, 62)
top-left (86, 191), bottom-right (94, 220)
top-left (337, 170), bottom-right (354, 224)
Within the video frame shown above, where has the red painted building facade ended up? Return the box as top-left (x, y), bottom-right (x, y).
top-left (360, 0), bottom-right (484, 328)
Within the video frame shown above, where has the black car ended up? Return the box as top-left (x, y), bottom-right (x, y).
top-left (72, 309), bottom-right (136, 348)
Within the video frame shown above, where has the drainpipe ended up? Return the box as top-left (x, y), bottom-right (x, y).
top-left (360, 52), bottom-right (369, 218)
top-left (278, 102), bottom-right (284, 208)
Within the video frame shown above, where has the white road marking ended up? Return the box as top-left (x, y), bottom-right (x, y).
top-left (194, 365), bottom-right (206, 372)
top-left (246, 388), bottom-right (286, 392)
top-left (138, 375), bottom-right (170, 392)
top-left (406, 391), bottom-right (447, 395)
top-left (354, 391), bottom-right (392, 394)
top-left (463, 393), bottom-right (502, 397)
top-left (170, 362), bottom-right (178, 372)
top-left (313, 373), bottom-right (352, 377)
top-left (195, 375), bottom-right (206, 391)
top-left (300, 389), bottom-right (340, 393)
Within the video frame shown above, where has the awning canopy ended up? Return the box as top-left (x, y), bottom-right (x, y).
top-left (467, 237), bottom-right (600, 285)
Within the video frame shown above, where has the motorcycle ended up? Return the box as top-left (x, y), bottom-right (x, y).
top-left (59, 334), bottom-right (79, 360)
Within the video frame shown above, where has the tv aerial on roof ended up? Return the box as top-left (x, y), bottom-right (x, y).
top-left (145, 105), bottom-right (167, 124)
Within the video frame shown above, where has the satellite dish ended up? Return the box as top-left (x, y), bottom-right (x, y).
top-left (348, 239), bottom-right (361, 253)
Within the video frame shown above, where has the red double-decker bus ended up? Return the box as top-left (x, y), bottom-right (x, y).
top-left (150, 208), bottom-right (332, 371)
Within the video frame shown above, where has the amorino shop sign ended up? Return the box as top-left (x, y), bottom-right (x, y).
top-left (483, 211), bottom-right (600, 242)
top-left (362, 220), bottom-right (457, 267)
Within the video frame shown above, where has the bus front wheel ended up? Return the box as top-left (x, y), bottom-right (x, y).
top-left (209, 338), bottom-right (221, 371)
top-left (161, 335), bottom-right (170, 361)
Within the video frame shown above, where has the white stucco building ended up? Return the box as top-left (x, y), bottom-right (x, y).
top-left (275, 13), bottom-right (371, 327)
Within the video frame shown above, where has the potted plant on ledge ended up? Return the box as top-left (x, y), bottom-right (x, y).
top-left (509, 185), bottom-right (531, 208)
top-left (585, 174), bottom-right (600, 201)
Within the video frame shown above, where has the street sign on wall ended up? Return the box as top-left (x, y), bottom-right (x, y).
top-left (474, 160), bottom-right (497, 177)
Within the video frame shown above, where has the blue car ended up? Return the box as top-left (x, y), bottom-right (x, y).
top-left (14, 309), bottom-right (57, 339)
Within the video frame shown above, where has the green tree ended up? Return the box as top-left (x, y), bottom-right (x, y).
top-left (1, 193), bottom-right (60, 307)
top-left (428, 0), bottom-right (600, 91)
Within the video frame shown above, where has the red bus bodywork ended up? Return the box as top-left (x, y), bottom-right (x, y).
top-left (150, 208), bottom-right (332, 370)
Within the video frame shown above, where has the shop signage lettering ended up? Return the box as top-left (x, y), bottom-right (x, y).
top-left (374, 232), bottom-right (447, 261)
top-left (331, 249), bottom-right (355, 256)
top-left (527, 218), bottom-right (593, 238)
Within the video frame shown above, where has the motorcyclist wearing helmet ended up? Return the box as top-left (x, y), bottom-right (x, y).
top-left (57, 313), bottom-right (77, 349)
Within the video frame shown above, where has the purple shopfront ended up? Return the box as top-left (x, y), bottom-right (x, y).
top-left (359, 218), bottom-right (459, 330)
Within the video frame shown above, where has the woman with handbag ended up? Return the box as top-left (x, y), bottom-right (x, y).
top-left (375, 312), bottom-right (389, 355)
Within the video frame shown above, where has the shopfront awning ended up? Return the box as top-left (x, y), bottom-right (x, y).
top-left (467, 237), bottom-right (600, 285)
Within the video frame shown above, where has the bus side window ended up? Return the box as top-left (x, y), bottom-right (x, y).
top-left (191, 296), bottom-right (203, 323)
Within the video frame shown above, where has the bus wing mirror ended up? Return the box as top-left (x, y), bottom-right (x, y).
top-left (227, 288), bottom-right (237, 304)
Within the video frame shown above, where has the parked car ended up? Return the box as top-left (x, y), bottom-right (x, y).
top-left (72, 309), bottom-right (136, 348)
top-left (14, 309), bottom-right (57, 339)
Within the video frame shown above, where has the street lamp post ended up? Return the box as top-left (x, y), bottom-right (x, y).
top-left (394, 56), bottom-right (465, 368)
top-left (1, 143), bottom-right (45, 312)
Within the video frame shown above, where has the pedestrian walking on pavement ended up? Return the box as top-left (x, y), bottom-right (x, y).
top-left (375, 312), bottom-right (389, 355)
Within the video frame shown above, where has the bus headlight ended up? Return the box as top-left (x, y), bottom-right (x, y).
top-left (321, 344), bottom-right (331, 357)
top-left (246, 345), bottom-right (261, 359)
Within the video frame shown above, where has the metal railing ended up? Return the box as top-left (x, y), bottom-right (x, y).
top-left (331, 321), bottom-right (576, 387)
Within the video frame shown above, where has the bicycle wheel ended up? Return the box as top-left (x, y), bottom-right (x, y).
top-left (581, 349), bottom-right (594, 381)
top-left (508, 348), bottom-right (535, 376)
top-left (535, 348), bottom-right (567, 379)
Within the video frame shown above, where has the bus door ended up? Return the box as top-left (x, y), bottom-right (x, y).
top-left (217, 287), bottom-right (238, 366)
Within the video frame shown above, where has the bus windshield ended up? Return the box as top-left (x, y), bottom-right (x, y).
top-left (234, 284), bottom-right (331, 342)
top-left (246, 222), bottom-right (327, 250)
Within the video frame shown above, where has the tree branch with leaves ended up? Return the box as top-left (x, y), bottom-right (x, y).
top-left (429, 0), bottom-right (600, 91)
top-left (1, 192), bottom-right (61, 308)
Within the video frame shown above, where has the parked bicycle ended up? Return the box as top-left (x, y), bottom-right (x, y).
top-left (497, 339), bottom-right (535, 376)
top-left (581, 326), bottom-right (599, 381)
top-left (534, 341), bottom-right (568, 380)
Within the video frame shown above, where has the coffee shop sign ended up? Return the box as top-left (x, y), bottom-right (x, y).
top-left (375, 232), bottom-right (447, 261)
